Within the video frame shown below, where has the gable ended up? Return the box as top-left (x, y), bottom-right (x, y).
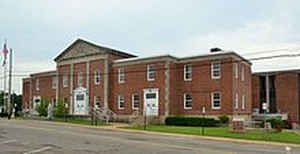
top-left (54, 38), bottom-right (136, 62)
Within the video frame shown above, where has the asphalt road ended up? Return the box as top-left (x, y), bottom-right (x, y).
top-left (0, 120), bottom-right (299, 154)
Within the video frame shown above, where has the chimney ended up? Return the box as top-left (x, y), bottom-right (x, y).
top-left (210, 48), bottom-right (222, 53)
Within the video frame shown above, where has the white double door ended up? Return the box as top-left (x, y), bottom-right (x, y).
top-left (143, 88), bottom-right (159, 116)
top-left (74, 87), bottom-right (88, 115)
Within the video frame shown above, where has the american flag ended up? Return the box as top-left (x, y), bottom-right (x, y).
top-left (2, 42), bottom-right (8, 66)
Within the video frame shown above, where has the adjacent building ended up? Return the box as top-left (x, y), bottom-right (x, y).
top-left (22, 38), bottom-right (252, 122)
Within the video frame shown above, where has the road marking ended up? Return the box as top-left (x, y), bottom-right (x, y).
top-left (0, 139), bottom-right (17, 144)
top-left (24, 146), bottom-right (52, 154)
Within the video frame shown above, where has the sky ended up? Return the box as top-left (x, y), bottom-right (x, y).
top-left (0, 0), bottom-right (300, 94)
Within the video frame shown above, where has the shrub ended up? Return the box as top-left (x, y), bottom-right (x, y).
top-left (0, 112), bottom-right (8, 117)
top-left (165, 117), bottom-right (218, 127)
top-left (261, 118), bottom-right (284, 129)
top-left (36, 99), bottom-right (49, 117)
top-left (54, 100), bottom-right (68, 118)
top-left (218, 114), bottom-right (229, 124)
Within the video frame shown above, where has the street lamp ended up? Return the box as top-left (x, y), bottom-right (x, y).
top-left (64, 103), bottom-right (68, 122)
top-left (201, 106), bottom-right (206, 136)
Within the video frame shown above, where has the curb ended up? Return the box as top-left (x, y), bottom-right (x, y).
top-left (11, 119), bottom-right (300, 148)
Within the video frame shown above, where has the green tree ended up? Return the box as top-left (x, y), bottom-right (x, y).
top-left (54, 100), bottom-right (68, 118)
top-left (36, 98), bottom-right (49, 117)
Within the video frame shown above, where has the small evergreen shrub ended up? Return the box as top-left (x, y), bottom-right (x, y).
top-left (165, 117), bottom-right (219, 127)
top-left (36, 99), bottom-right (49, 117)
top-left (54, 100), bottom-right (68, 118)
top-left (218, 114), bottom-right (230, 124)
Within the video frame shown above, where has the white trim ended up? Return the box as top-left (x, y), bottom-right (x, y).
top-left (147, 64), bottom-right (155, 81)
top-left (184, 64), bottom-right (192, 81)
top-left (211, 92), bottom-right (221, 109)
top-left (63, 73), bottom-right (68, 88)
top-left (241, 65), bottom-right (245, 81)
top-left (118, 68), bottom-right (125, 83)
top-left (132, 93), bottom-right (139, 110)
top-left (118, 94), bottom-right (125, 109)
top-left (211, 62), bottom-right (221, 79)
top-left (184, 93), bottom-right (192, 109)
top-left (242, 94), bottom-right (246, 109)
top-left (235, 92), bottom-right (239, 109)
top-left (235, 63), bottom-right (239, 79)
top-left (94, 70), bottom-right (101, 85)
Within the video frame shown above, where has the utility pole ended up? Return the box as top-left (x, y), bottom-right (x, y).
top-left (3, 63), bottom-right (7, 112)
top-left (7, 48), bottom-right (12, 118)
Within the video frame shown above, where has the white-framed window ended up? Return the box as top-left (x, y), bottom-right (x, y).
top-left (118, 68), bottom-right (125, 83)
top-left (241, 65), bottom-right (245, 81)
top-left (63, 73), bottom-right (68, 88)
top-left (147, 64), bottom-right (155, 81)
top-left (94, 96), bottom-right (101, 108)
top-left (132, 93), bottom-right (139, 110)
top-left (94, 70), bottom-right (101, 85)
top-left (211, 62), bottom-right (221, 79)
top-left (242, 94), bottom-right (246, 109)
top-left (118, 94), bottom-right (125, 109)
top-left (78, 72), bottom-right (83, 87)
top-left (235, 92), bottom-right (239, 109)
top-left (184, 93), bottom-right (192, 109)
top-left (36, 79), bottom-right (39, 91)
top-left (52, 76), bottom-right (57, 89)
top-left (235, 63), bottom-right (239, 79)
top-left (211, 92), bottom-right (221, 109)
top-left (184, 64), bottom-right (192, 81)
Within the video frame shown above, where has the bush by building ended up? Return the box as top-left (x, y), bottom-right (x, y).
top-left (165, 117), bottom-right (219, 127)
top-left (53, 100), bottom-right (68, 118)
top-left (36, 99), bottom-right (49, 117)
top-left (218, 114), bottom-right (229, 125)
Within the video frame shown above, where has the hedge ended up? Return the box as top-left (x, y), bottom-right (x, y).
top-left (165, 117), bottom-right (219, 127)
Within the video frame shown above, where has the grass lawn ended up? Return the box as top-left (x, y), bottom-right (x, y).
top-left (53, 119), bottom-right (109, 126)
top-left (124, 125), bottom-right (300, 144)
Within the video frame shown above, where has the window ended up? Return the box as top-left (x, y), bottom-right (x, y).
top-left (211, 62), bottom-right (221, 79)
top-left (235, 92), bottom-right (239, 109)
top-left (78, 72), bottom-right (83, 87)
top-left (118, 68), bottom-right (125, 83)
top-left (132, 93), bottom-right (139, 110)
top-left (36, 79), bottom-right (39, 91)
top-left (63, 74), bottom-right (68, 88)
top-left (235, 63), bottom-right (238, 79)
top-left (184, 93), bottom-right (192, 109)
top-left (147, 64), bottom-right (155, 81)
top-left (52, 76), bottom-right (57, 89)
top-left (184, 64), bottom-right (192, 81)
top-left (76, 94), bottom-right (84, 101)
top-left (242, 94), bottom-right (246, 109)
top-left (94, 96), bottom-right (101, 108)
top-left (94, 70), bottom-right (101, 85)
top-left (211, 92), bottom-right (221, 109)
top-left (241, 65), bottom-right (245, 81)
top-left (118, 94), bottom-right (125, 109)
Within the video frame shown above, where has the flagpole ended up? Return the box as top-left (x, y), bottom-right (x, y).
top-left (3, 39), bottom-right (7, 113)
top-left (7, 48), bottom-right (12, 119)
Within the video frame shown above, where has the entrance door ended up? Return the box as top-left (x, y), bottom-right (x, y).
top-left (74, 87), bottom-right (88, 115)
top-left (143, 88), bottom-right (159, 116)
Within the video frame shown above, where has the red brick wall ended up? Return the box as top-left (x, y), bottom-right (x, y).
top-left (275, 73), bottom-right (299, 123)
top-left (22, 80), bottom-right (31, 109)
top-left (110, 61), bottom-right (167, 115)
top-left (251, 75), bottom-right (260, 110)
top-left (58, 64), bottom-right (71, 101)
top-left (89, 60), bottom-right (105, 107)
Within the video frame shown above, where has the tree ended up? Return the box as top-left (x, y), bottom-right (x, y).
top-left (36, 98), bottom-right (49, 117)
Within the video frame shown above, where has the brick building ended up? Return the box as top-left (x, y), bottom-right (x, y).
top-left (252, 69), bottom-right (300, 127)
top-left (22, 38), bottom-right (252, 122)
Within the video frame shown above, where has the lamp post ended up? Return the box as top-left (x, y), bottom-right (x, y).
top-left (201, 106), bottom-right (206, 136)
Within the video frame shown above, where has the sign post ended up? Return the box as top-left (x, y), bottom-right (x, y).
top-left (201, 106), bottom-right (206, 136)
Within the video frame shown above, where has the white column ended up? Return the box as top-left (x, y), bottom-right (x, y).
top-left (86, 61), bottom-right (90, 114)
top-left (70, 64), bottom-right (74, 114)
top-left (265, 75), bottom-right (270, 113)
top-left (103, 54), bottom-right (109, 109)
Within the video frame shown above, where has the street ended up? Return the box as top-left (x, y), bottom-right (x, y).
top-left (0, 120), bottom-right (299, 154)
